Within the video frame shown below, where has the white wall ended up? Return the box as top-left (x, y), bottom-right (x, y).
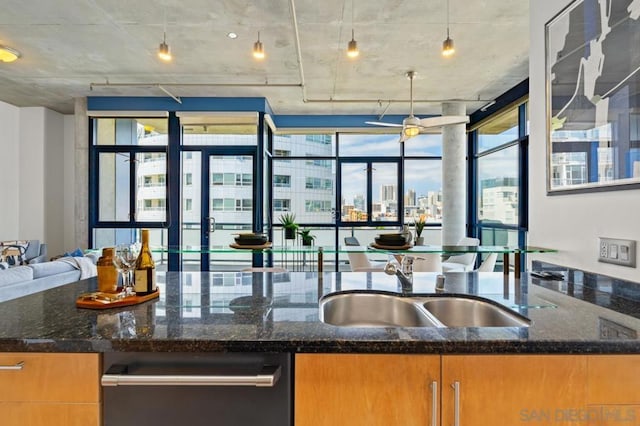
top-left (43, 109), bottom-right (66, 257)
top-left (63, 115), bottom-right (77, 252)
top-left (528, 0), bottom-right (640, 282)
top-left (0, 104), bottom-right (71, 256)
top-left (0, 101), bottom-right (20, 239)
top-left (18, 108), bottom-right (46, 241)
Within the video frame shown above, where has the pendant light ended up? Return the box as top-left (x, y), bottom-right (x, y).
top-left (158, 32), bottom-right (172, 61)
top-left (253, 31), bottom-right (265, 59)
top-left (346, 0), bottom-right (359, 58)
top-left (442, 0), bottom-right (455, 57)
top-left (158, 8), bottom-right (172, 62)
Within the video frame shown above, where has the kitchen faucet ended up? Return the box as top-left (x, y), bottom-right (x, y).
top-left (384, 256), bottom-right (414, 293)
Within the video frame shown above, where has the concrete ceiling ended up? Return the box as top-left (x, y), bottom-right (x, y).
top-left (0, 0), bottom-right (529, 116)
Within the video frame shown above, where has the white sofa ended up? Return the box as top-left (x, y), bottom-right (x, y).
top-left (0, 255), bottom-right (97, 303)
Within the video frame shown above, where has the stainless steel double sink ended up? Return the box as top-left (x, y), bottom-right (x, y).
top-left (319, 291), bottom-right (531, 328)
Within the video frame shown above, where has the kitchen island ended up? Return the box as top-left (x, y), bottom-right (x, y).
top-left (0, 271), bottom-right (639, 353)
top-left (1, 271), bottom-right (639, 426)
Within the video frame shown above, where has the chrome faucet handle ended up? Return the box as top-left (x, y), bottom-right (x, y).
top-left (384, 261), bottom-right (398, 276)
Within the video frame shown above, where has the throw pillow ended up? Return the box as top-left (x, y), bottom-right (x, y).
top-left (0, 240), bottom-right (30, 266)
top-left (62, 248), bottom-right (84, 257)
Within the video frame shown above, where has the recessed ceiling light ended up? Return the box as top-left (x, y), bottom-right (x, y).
top-left (0, 45), bottom-right (21, 63)
top-left (227, 32), bottom-right (238, 39)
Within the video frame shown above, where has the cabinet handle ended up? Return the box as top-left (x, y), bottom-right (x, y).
top-left (452, 381), bottom-right (460, 426)
top-left (430, 380), bottom-right (438, 426)
top-left (0, 361), bottom-right (24, 371)
top-left (101, 364), bottom-right (281, 388)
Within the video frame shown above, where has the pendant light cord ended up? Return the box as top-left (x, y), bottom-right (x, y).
top-left (446, 0), bottom-right (450, 38)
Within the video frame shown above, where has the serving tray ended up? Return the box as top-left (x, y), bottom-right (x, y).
top-left (369, 243), bottom-right (413, 250)
top-left (76, 288), bottom-right (160, 310)
top-left (229, 242), bottom-right (272, 250)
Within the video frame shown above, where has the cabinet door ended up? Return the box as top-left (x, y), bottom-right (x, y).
top-left (587, 355), bottom-right (640, 425)
top-left (295, 354), bottom-right (439, 426)
top-left (0, 353), bottom-right (100, 402)
top-left (0, 402), bottom-right (100, 426)
top-left (442, 355), bottom-right (588, 426)
top-left (0, 353), bottom-right (100, 426)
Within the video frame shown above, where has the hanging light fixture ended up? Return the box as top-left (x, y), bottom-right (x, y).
top-left (253, 31), bottom-right (265, 59)
top-left (346, 0), bottom-right (359, 58)
top-left (157, 7), bottom-right (172, 62)
top-left (442, 0), bottom-right (455, 57)
top-left (0, 45), bottom-right (21, 63)
top-left (158, 32), bottom-right (172, 61)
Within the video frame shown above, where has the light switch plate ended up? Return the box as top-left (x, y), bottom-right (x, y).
top-left (598, 237), bottom-right (636, 267)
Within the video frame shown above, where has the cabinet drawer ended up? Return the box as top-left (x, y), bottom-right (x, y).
top-left (0, 353), bottom-right (99, 402)
top-left (0, 402), bottom-right (100, 426)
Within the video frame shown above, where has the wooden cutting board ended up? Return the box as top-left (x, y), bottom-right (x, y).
top-left (76, 289), bottom-right (159, 310)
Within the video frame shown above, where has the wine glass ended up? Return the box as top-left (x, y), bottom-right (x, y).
top-left (114, 244), bottom-right (139, 297)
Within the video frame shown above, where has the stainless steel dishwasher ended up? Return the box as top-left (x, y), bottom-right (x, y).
top-left (102, 352), bottom-right (291, 426)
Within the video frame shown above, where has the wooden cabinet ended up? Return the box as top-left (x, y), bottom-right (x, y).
top-left (585, 355), bottom-right (640, 426)
top-left (296, 354), bottom-right (639, 426)
top-left (295, 354), bottom-right (440, 426)
top-left (0, 353), bottom-right (100, 426)
top-left (441, 355), bottom-right (588, 426)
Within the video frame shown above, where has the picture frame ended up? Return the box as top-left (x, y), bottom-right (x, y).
top-left (545, 0), bottom-right (640, 194)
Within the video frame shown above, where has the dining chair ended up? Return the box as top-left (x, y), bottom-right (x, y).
top-left (344, 237), bottom-right (386, 272)
top-left (412, 254), bottom-right (443, 272)
top-left (441, 237), bottom-right (480, 272)
top-left (476, 253), bottom-right (498, 272)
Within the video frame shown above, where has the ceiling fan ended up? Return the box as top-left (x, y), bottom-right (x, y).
top-left (365, 71), bottom-right (469, 142)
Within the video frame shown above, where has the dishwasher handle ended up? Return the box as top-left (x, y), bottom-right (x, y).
top-left (101, 364), bottom-right (281, 388)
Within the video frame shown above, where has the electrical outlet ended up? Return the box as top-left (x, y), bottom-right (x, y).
top-left (598, 237), bottom-right (637, 267)
top-left (600, 240), bottom-right (608, 258)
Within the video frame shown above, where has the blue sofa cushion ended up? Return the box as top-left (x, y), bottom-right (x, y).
top-left (0, 266), bottom-right (34, 287)
top-left (29, 261), bottom-right (76, 279)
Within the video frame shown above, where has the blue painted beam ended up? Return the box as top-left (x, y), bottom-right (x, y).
top-left (272, 114), bottom-right (435, 128)
top-left (88, 96), bottom-right (274, 115)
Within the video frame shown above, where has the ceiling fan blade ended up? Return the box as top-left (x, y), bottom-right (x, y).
top-left (418, 115), bottom-right (470, 128)
top-left (365, 121), bottom-right (403, 128)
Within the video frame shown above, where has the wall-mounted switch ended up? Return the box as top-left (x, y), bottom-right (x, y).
top-left (598, 237), bottom-right (636, 268)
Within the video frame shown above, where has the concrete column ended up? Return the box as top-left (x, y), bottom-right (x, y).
top-left (441, 102), bottom-right (466, 245)
top-left (74, 97), bottom-right (89, 248)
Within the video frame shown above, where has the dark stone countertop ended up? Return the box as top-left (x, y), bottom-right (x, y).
top-left (0, 271), bottom-right (639, 354)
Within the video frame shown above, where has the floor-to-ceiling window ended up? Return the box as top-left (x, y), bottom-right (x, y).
top-left (90, 116), bottom-right (169, 268)
top-left (470, 100), bottom-right (528, 271)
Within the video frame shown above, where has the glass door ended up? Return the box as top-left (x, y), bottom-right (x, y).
top-left (180, 150), bottom-right (257, 271)
top-left (206, 154), bottom-right (256, 271)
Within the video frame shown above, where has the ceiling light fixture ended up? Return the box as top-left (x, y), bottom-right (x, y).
top-left (346, 0), bottom-right (359, 58)
top-left (0, 45), bottom-right (21, 63)
top-left (158, 7), bottom-right (172, 62)
top-left (158, 32), bottom-right (172, 61)
top-left (227, 32), bottom-right (238, 39)
top-left (253, 31), bottom-right (265, 59)
top-left (442, 0), bottom-right (455, 57)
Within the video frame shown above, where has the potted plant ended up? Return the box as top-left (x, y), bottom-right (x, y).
top-left (298, 228), bottom-right (316, 246)
top-left (414, 214), bottom-right (427, 245)
top-left (279, 213), bottom-right (298, 240)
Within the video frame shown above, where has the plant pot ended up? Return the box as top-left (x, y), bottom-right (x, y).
top-left (302, 240), bottom-right (313, 246)
top-left (415, 236), bottom-right (424, 246)
top-left (284, 228), bottom-right (296, 240)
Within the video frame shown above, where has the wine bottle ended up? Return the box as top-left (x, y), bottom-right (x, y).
top-left (134, 229), bottom-right (156, 295)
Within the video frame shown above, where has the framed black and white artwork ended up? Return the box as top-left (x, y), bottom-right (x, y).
top-left (546, 0), bottom-right (640, 193)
